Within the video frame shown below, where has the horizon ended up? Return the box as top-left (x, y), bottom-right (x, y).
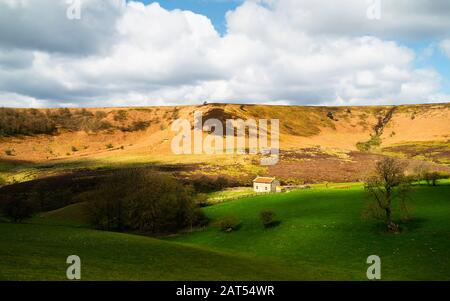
top-left (2, 101), bottom-right (449, 110)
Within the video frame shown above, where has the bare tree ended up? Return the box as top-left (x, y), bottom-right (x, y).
top-left (363, 157), bottom-right (411, 233)
top-left (413, 163), bottom-right (428, 183)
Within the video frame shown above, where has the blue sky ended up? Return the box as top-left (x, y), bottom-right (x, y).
top-left (138, 0), bottom-right (243, 34)
top-left (411, 42), bottom-right (450, 94)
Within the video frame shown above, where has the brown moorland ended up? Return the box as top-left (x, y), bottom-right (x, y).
top-left (0, 103), bottom-right (449, 185)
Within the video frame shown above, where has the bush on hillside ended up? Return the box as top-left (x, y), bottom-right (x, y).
top-left (47, 108), bottom-right (112, 132)
top-left (113, 110), bottom-right (128, 122)
top-left (217, 215), bottom-right (240, 232)
top-left (356, 135), bottom-right (381, 152)
top-left (120, 121), bottom-right (151, 132)
top-left (260, 210), bottom-right (277, 229)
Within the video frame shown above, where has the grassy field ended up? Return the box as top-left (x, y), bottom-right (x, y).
top-left (207, 187), bottom-right (255, 204)
top-left (167, 182), bottom-right (450, 280)
top-left (0, 222), bottom-right (324, 281)
top-left (0, 182), bottom-right (449, 280)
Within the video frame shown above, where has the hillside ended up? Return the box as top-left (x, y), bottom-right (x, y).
top-left (168, 182), bottom-right (450, 280)
top-left (1, 104), bottom-right (449, 160)
top-left (0, 103), bottom-right (449, 185)
top-left (0, 221), bottom-right (345, 280)
top-left (1, 181), bottom-right (449, 280)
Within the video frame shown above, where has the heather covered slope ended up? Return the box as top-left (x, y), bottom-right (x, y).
top-left (0, 103), bottom-right (449, 184)
top-left (1, 103), bottom-right (449, 161)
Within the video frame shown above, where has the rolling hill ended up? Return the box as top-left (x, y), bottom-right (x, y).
top-left (1, 181), bottom-right (449, 280)
top-left (0, 222), bottom-right (315, 280)
top-left (0, 103), bottom-right (449, 185)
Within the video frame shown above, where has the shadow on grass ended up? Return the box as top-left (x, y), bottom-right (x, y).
top-left (398, 217), bottom-right (428, 232)
top-left (0, 163), bottom-right (205, 215)
top-left (264, 220), bottom-right (282, 229)
top-left (0, 158), bottom-right (35, 172)
top-left (367, 217), bottom-right (427, 234)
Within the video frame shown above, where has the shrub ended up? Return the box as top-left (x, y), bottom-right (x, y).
top-left (356, 135), bottom-right (381, 152)
top-left (71, 146), bottom-right (78, 152)
top-left (120, 121), bottom-right (150, 132)
top-left (260, 210), bottom-right (277, 228)
top-left (4, 149), bottom-right (14, 156)
top-left (218, 216), bottom-right (240, 232)
top-left (172, 108), bottom-right (180, 120)
top-left (113, 110), bottom-right (128, 122)
top-left (106, 143), bottom-right (114, 149)
top-left (95, 111), bottom-right (107, 119)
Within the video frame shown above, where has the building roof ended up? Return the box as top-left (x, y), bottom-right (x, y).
top-left (253, 177), bottom-right (276, 184)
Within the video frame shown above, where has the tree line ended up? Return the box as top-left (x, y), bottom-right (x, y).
top-left (0, 169), bottom-right (208, 234)
top-left (0, 108), bottom-right (151, 137)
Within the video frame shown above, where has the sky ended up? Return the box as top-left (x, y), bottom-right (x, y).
top-left (141, 0), bottom-right (244, 35)
top-left (0, 0), bottom-right (450, 108)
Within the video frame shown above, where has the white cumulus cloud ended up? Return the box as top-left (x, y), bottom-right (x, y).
top-left (0, 0), bottom-right (449, 107)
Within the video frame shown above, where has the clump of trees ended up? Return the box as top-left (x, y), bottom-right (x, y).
top-left (363, 157), bottom-right (411, 233)
top-left (47, 108), bottom-right (112, 133)
top-left (0, 168), bottom-right (209, 233)
top-left (0, 108), bottom-right (153, 137)
top-left (1, 196), bottom-right (36, 223)
top-left (0, 108), bottom-right (113, 136)
top-left (83, 169), bottom-right (207, 234)
top-left (413, 164), bottom-right (449, 186)
top-left (0, 179), bottom-right (78, 223)
top-left (0, 108), bottom-right (56, 136)
top-left (192, 176), bottom-right (230, 193)
top-left (423, 171), bottom-right (449, 186)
